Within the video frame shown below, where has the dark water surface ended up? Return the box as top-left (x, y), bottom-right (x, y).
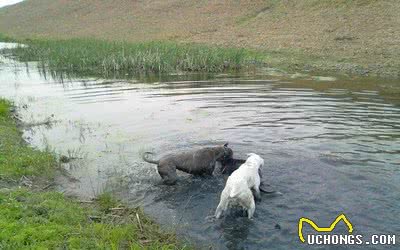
top-left (1, 43), bottom-right (400, 249)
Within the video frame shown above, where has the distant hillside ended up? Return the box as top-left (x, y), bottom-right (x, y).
top-left (1, 0), bottom-right (399, 77)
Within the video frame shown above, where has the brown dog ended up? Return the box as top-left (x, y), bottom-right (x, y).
top-left (142, 143), bottom-right (233, 185)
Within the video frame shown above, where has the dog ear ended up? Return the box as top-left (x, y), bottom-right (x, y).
top-left (224, 143), bottom-right (229, 147)
top-left (247, 153), bottom-right (255, 157)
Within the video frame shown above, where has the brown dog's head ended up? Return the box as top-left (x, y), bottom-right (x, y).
top-left (221, 143), bottom-right (233, 162)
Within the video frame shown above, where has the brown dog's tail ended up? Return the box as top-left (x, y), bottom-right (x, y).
top-left (142, 152), bottom-right (159, 165)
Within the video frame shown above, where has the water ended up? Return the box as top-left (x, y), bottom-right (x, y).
top-left (1, 43), bottom-right (400, 249)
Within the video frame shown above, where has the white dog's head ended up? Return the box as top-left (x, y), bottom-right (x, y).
top-left (246, 153), bottom-right (264, 169)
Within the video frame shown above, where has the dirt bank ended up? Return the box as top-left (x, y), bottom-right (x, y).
top-left (0, 0), bottom-right (399, 77)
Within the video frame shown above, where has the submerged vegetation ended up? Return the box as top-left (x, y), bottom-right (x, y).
top-left (0, 36), bottom-right (262, 77)
top-left (0, 99), bottom-right (188, 249)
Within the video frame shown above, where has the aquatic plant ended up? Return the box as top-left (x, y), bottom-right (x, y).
top-left (1, 38), bottom-right (262, 77)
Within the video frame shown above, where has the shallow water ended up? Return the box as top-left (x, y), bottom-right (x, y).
top-left (1, 43), bottom-right (400, 249)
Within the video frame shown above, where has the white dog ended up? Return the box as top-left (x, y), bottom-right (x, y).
top-left (215, 153), bottom-right (264, 219)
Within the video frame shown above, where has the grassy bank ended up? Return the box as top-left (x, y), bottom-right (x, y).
top-left (0, 99), bottom-right (56, 179)
top-left (0, 33), bottom-right (13, 42)
top-left (1, 0), bottom-right (399, 78)
top-left (0, 99), bottom-right (187, 249)
top-left (0, 36), bottom-right (261, 77)
top-left (2, 34), bottom-right (398, 79)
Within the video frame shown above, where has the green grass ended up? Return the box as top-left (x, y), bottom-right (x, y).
top-left (0, 37), bottom-right (262, 77)
top-left (0, 99), bottom-right (188, 249)
top-left (0, 33), bottom-right (13, 42)
top-left (0, 99), bottom-right (56, 179)
top-left (0, 189), bottom-right (186, 249)
top-left (0, 34), bottom-right (346, 79)
top-left (97, 192), bottom-right (119, 213)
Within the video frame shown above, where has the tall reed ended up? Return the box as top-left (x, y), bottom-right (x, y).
top-left (2, 38), bottom-right (262, 77)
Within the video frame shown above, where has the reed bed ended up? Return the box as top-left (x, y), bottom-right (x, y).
top-left (2, 37), bottom-right (262, 77)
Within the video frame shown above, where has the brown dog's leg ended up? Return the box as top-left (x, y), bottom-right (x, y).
top-left (157, 164), bottom-right (178, 185)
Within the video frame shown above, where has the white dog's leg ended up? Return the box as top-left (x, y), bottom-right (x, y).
top-left (247, 197), bottom-right (256, 219)
top-left (253, 174), bottom-right (262, 201)
top-left (252, 188), bottom-right (261, 201)
top-left (215, 188), bottom-right (229, 219)
top-left (240, 191), bottom-right (256, 219)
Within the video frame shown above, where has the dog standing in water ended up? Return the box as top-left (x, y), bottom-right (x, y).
top-left (215, 153), bottom-right (264, 219)
top-left (142, 143), bottom-right (233, 185)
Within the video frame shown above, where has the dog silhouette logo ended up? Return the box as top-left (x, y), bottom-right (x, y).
top-left (298, 214), bottom-right (354, 243)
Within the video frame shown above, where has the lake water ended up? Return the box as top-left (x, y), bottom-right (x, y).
top-left (1, 43), bottom-right (399, 249)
